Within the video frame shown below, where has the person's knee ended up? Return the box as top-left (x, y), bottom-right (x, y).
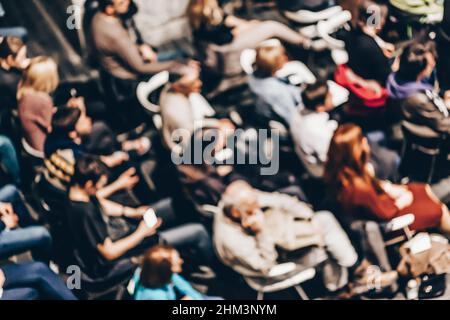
top-left (28, 227), bottom-right (52, 247)
top-left (26, 261), bottom-right (50, 275)
top-left (0, 185), bottom-right (20, 202)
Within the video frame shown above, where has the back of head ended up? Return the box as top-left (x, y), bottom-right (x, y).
top-left (397, 41), bottom-right (435, 82)
top-left (302, 80), bottom-right (329, 111)
top-left (50, 106), bottom-right (81, 138)
top-left (254, 44), bottom-right (287, 77)
top-left (71, 154), bottom-right (108, 187)
top-left (18, 56), bottom-right (59, 99)
top-left (140, 245), bottom-right (176, 288)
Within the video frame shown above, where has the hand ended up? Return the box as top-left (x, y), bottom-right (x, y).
top-left (444, 90), bottom-right (450, 109)
top-left (382, 42), bottom-right (395, 58)
top-left (1, 210), bottom-right (19, 229)
top-left (122, 137), bottom-right (151, 156)
top-left (139, 44), bottom-right (158, 63)
top-left (137, 218), bottom-right (162, 238)
top-left (67, 96), bottom-right (87, 113)
top-left (102, 151), bottom-right (129, 168)
top-left (0, 203), bottom-right (14, 216)
top-left (187, 59), bottom-right (200, 72)
top-left (364, 80), bottom-right (383, 96)
top-left (115, 167), bottom-right (139, 190)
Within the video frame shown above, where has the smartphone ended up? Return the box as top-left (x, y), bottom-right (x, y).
top-left (143, 208), bottom-right (157, 228)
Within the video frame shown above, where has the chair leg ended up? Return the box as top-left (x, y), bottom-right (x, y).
top-left (294, 285), bottom-right (310, 300)
top-left (257, 291), bottom-right (264, 300)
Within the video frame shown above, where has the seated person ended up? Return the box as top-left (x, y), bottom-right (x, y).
top-left (67, 155), bottom-right (214, 279)
top-left (43, 106), bottom-right (143, 192)
top-left (187, 0), bottom-right (315, 51)
top-left (291, 80), bottom-right (400, 179)
top-left (132, 245), bottom-right (222, 300)
top-left (344, 0), bottom-right (393, 86)
top-left (90, 0), bottom-right (189, 80)
top-left (0, 262), bottom-right (76, 300)
top-left (90, 0), bottom-right (196, 128)
top-left (17, 56), bottom-right (58, 153)
top-left (248, 46), bottom-right (399, 180)
top-left (248, 42), bottom-right (302, 125)
top-left (324, 124), bottom-right (450, 233)
top-left (160, 69), bottom-right (217, 152)
top-left (214, 180), bottom-right (397, 293)
top-left (0, 184), bottom-right (52, 261)
top-left (0, 36), bottom-right (30, 110)
top-left (387, 41), bottom-right (448, 135)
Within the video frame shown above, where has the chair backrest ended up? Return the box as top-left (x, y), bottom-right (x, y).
top-left (136, 71), bottom-right (170, 113)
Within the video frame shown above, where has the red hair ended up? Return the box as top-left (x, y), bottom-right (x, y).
top-left (324, 124), bottom-right (383, 202)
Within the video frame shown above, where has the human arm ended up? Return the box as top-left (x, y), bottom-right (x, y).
top-left (96, 167), bottom-right (139, 199)
top-left (97, 219), bottom-right (161, 261)
top-left (172, 274), bottom-right (204, 300)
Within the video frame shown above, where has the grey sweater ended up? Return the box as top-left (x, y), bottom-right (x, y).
top-left (90, 12), bottom-right (180, 80)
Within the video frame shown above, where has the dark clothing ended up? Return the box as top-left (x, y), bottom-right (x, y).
top-left (194, 15), bottom-right (234, 46)
top-left (0, 67), bottom-right (21, 110)
top-left (345, 29), bottom-right (391, 85)
top-left (66, 198), bottom-right (113, 278)
top-left (1, 262), bottom-right (77, 300)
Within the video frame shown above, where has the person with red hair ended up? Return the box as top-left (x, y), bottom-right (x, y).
top-left (324, 124), bottom-right (450, 232)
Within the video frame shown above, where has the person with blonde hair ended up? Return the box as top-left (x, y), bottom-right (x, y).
top-left (17, 56), bottom-right (59, 152)
top-left (187, 0), bottom-right (315, 51)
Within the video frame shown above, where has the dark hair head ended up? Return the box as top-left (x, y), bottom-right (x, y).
top-left (0, 37), bottom-right (25, 60)
top-left (302, 80), bottom-right (329, 111)
top-left (397, 41), bottom-right (436, 82)
top-left (140, 245), bottom-right (176, 288)
top-left (71, 154), bottom-right (109, 187)
top-left (51, 107), bottom-right (81, 138)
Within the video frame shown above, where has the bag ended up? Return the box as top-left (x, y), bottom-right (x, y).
top-left (334, 64), bottom-right (389, 109)
top-left (418, 273), bottom-right (447, 299)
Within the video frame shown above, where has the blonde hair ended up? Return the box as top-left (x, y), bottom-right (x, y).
top-left (187, 0), bottom-right (224, 30)
top-left (255, 43), bottom-right (287, 76)
top-left (17, 56), bottom-right (59, 100)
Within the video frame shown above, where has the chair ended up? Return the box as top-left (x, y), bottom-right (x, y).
top-left (245, 264), bottom-right (316, 300)
top-left (136, 71), bottom-right (170, 114)
top-left (400, 121), bottom-right (447, 183)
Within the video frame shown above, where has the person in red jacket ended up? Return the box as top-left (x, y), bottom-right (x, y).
top-left (324, 123), bottom-right (450, 232)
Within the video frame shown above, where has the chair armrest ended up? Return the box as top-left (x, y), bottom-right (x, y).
top-left (268, 262), bottom-right (297, 277)
top-left (384, 214), bottom-right (415, 233)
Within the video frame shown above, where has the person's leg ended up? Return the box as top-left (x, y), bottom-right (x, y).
top-left (431, 175), bottom-right (450, 206)
top-left (2, 262), bottom-right (77, 300)
top-left (368, 139), bottom-right (400, 182)
top-left (0, 136), bottom-right (21, 185)
top-left (0, 185), bottom-right (33, 226)
top-left (224, 20), bottom-right (306, 51)
top-left (159, 223), bottom-right (214, 265)
top-left (313, 211), bottom-right (358, 268)
top-left (1, 287), bottom-right (39, 300)
top-left (0, 226), bottom-right (52, 261)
